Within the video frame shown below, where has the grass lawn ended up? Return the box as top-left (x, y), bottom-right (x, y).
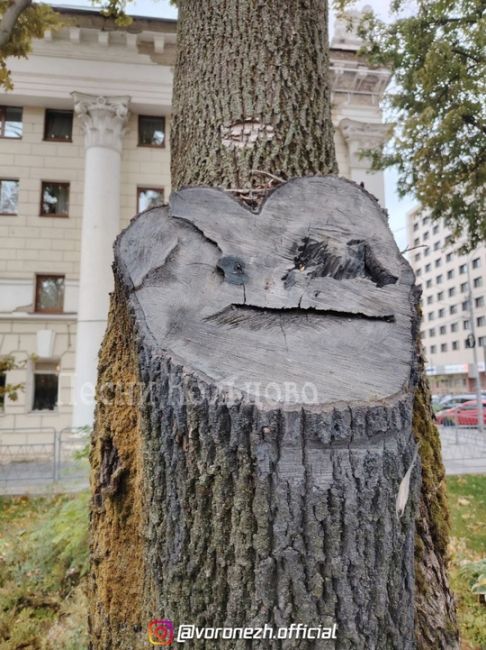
top-left (447, 475), bottom-right (486, 650)
top-left (0, 477), bottom-right (484, 648)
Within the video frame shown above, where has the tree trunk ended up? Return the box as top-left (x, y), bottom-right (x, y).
top-left (89, 1), bottom-right (458, 648)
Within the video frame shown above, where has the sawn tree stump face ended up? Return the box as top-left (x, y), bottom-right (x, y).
top-left (92, 176), bottom-right (421, 648)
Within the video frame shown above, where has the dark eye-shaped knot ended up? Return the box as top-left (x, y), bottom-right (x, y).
top-left (217, 256), bottom-right (248, 285)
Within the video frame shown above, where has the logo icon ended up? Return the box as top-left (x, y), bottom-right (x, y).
top-left (148, 619), bottom-right (174, 646)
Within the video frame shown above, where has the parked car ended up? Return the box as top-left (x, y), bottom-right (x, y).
top-left (436, 399), bottom-right (486, 426)
top-left (435, 394), bottom-right (476, 412)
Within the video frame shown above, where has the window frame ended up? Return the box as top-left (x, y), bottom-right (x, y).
top-left (136, 186), bottom-right (165, 212)
top-left (43, 109), bottom-right (74, 143)
top-left (137, 115), bottom-right (166, 148)
top-left (32, 360), bottom-right (59, 412)
top-left (34, 274), bottom-right (65, 314)
top-left (0, 178), bottom-right (19, 215)
top-left (0, 105), bottom-right (23, 139)
top-left (40, 181), bottom-right (70, 218)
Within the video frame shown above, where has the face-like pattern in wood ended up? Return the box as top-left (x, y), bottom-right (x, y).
top-left (118, 176), bottom-right (415, 407)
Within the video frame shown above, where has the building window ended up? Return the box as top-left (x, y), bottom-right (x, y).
top-left (432, 225), bottom-right (439, 234)
top-left (451, 322), bottom-right (458, 332)
top-left (414, 253), bottom-right (421, 262)
top-left (41, 182), bottom-right (69, 217)
top-left (44, 109), bottom-right (73, 142)
top-left (425, 263), bottom-right (431, 273)
top-left (137, 187), bottom-right (164, 212)
top-left (452, 341), bottom-right (459, 350)
top-left (463, 320), bottom-right (470, 330)
top-left (436, 274), bottom-right (443, 284)
top-left (424, 247), bottom-right (430, 256)
top-left (450, 305), bottom-right (457, 315)
top-left (459, 264), bottom-right (467, 274)
top-left (416, 268), bottom-right (421, 277)
top-left (447, 270), bottom-right (454, 279)
top-left (472, 257), bottom-right (481, 269)
top-left (423, 216), bottom-right (429, 225)
top-left (32, 361), bottom-right (59, 411)
top-left (433, 241), bottom-right (440, 251)
top-left (435, 259), bottom-right (441, 268)
top-left (429, 328), bottom-right (435, 337)
top-left (479, 336), bottom-right (486, 347)
top-left (423, 231), bottom-right (429, 241)
top-left (0, 179), bottom-right (19, 215)
top-left (462, 300), bottom-right (469, 311)
top-left (448, 287), bottom-right (455, 297)
top-left (426, 295), bottom-right (433, 304)
top-left (34, 275), bottom-right (64, 313)
top-left (476, 296), bottom-right (485, 308)
top-left (414, 237), bottom-right (420, 246)
top-left (138, 115), bottom-right (165, 147)
top-left (474, 277), bottom-right (483, 288)
top-left (428, 311), bottom-right (434, 321)
top-left (0, 106), bottom-right (22, 138)
top-left (413, 222), bottom-right (419, 231)
top-left (438, 309), bottom-right (445, 318)
top-left (477, 316), bottom-right (485, 327)
top-left (437, 291), bottom-right (444, 301)
top-left (439, 325), bottom-right (446, 335)
top-left (446, 252), bottom-right (453, 262)
top-left (440, 343), bottom-right (447, 352)
top-left (430, 345), bottom-right (436, 354)
top-left (426, 279), bottom-right (432, 288)
top-left (460, 282), bottom-right (468, 293)
top-left (0, 371), bottom-right (5, 410)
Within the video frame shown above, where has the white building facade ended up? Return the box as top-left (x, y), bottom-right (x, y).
top-left (0, 7), bottom-right (390, 433)
top-left (407, 208), bottom-right (486, 395)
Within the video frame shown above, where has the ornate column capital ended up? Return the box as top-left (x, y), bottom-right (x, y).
top-left (339, 118), bottom-right (390, 168)
top-left (71, 92), bottom-right (131, 153)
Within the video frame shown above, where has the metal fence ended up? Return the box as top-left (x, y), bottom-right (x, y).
top-left (0, 427), bottom-right (90, 495)
top-left (438, 422), bottom-right (486, 475)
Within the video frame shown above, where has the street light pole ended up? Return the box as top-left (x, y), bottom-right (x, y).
top-left (467, 259), bottom-right (484, 434)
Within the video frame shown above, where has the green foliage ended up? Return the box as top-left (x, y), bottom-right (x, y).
top-left (447, 474), bottom-right (486, 647)
top-left (0, 493), bottom-right (89, 649)
top-left (0, 2), bottom-right (61, 90)
top-left (337, 0), bottom-right (486, 250)
top-left (0, 355), bottom-right (25, 404)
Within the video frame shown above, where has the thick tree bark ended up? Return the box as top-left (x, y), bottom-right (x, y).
top-left (89, 0), bottom-right (458, 647)
top-left (171, 0), bottom-right (337, 190)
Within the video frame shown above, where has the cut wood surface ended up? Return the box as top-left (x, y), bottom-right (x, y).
top-left (118, 176), bottom-right (416, 408)
top-left (91, 176), bottom-right (421, 648)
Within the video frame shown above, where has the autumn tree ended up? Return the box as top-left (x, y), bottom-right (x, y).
top-left (338, 0), bottom-right (486, 249)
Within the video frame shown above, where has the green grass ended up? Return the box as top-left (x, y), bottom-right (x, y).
top-left (0, 477), bottom-right (485, 648)
top-left (0, 492), bottom-right (89, 649)
top-left (447, 475), bottom-right (486, 649)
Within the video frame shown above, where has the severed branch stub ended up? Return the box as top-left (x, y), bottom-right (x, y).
top-left (92, 175), bottom-right (421, 648)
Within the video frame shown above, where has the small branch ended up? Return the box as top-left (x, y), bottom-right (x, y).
top-left (0, 0), bottom-right (32, 49)
top-left (400, 244), bottom-right (428, 254)
top-left (250, 169), bottom-right (286, 184)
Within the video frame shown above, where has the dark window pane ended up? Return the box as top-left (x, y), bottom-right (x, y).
top-left (3, 107), bottom-right (23, 138)
top-left (33, 373), bottom-right (58, 410)
top-left (0, 373), bottom-right (5, 410)
top-left (35, 276), bottom-right (64, 313)
top-left (138, 188), bottom-right (164, 212)
top-left (44, 110), bottom-right (73, 141)
top-left (41, 182), bottom-right (69, 215)
top-left (0, 179), bottom-right (19, 214)
top-left (138, 115), bottom-right (165, 146)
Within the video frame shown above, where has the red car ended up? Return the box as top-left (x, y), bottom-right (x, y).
top-left (436, 399), bottom-right (486, 426)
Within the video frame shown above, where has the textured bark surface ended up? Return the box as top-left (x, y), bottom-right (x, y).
top-left (89, 0), bottom-right (458, 646)
top-left (412, 340), bottom-right (459, 649)
top-left (171, 0), bottom-right (337, 190)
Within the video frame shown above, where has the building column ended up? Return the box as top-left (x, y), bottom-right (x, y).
top-left (339, 118), bottom-right (389, 206)
top-left (71, 92), bottom-right (130, 428)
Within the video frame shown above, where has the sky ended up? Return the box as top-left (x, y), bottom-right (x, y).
top-left (49, 0), bottom-right (416, 248)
